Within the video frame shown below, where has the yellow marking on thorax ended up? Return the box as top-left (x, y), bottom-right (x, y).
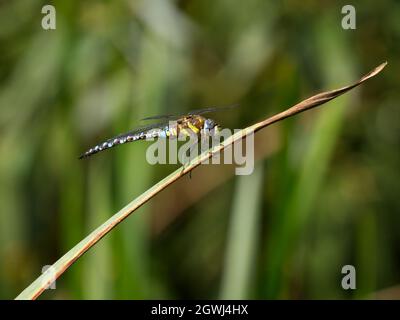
top-left (187, 122), bottom-right (200, 134)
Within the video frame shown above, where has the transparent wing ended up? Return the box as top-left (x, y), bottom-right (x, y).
top-left (141, 104), bottom-right (239, 121)
top-left (188, 104), bottom-right (239, 116)
top-left (140, 114), bottom-right (177, 121)
top-left (112, 121), bottom-right (169, 139)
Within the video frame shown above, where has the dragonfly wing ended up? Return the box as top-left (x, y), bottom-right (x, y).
top-left (141, 114), bottom-right (177, 121)
top-left (188, 104), bottom-right (239, 116)
top-left (141, 104), bottom-right (239, 121)
top-left (112, 121), bottom-right (168, 139)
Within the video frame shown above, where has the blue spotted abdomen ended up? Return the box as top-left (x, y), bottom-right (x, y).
top-left (79, 127), bottom-right (166, 159)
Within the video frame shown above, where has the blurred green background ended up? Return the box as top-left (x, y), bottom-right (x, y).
top-left (0, 0), bottom-right (399, 299)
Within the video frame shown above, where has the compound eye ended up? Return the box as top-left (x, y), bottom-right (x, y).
top-left (204, 119), bottom-right (214, 130)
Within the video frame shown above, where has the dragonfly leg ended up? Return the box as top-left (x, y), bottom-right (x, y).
top-left (189, 141), bottom-right (199, 158)
top-left (207, 139), bottom-right (224, 163)
top-left (180, 140), bottom-right (198, 178)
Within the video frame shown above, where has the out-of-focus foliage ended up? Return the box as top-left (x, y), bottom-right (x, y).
top-left (0, 0), bottom-right (398, 299)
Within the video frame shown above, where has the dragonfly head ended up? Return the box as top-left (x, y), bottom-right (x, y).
top-left (204, 118), bottom-right (220, 135)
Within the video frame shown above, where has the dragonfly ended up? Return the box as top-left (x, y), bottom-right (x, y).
top-left (79, 105), bottom-right (237, 159)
